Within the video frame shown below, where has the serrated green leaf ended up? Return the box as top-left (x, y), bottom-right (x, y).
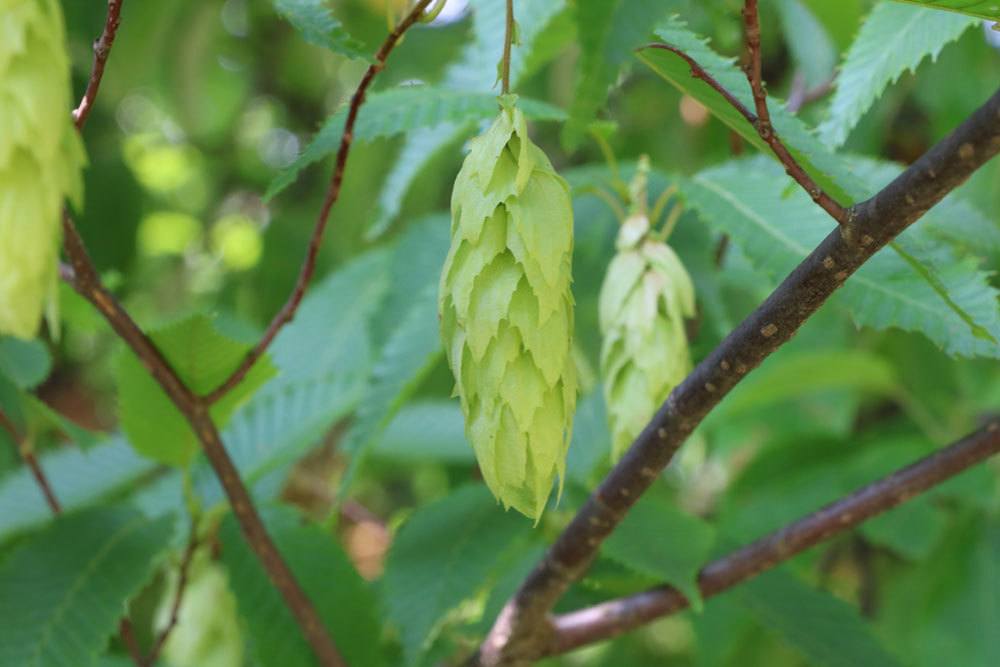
top-left (369, 0), bottom-right (570, 238)
top-left (682, 158), bottom-right (1000, 358)
top-left (0, 436), bottom-right (157, 544)
top-left (0, 336), bottom-right (51, 389)
top-left (603, 493), bottom-right (715, 610)
top-left (563, 0), bottom-right (678, 146)
top-left (116, 315), bottom-right (277, 466)
top-left (266, 88), bottom-right (565, 199)
top-left (383, 485), bottom-right (529, 665)
top-left (219, 505), bottom-right (383, 667)
top-left (134, 251), bottom-right (390, 514)
top-left (272, 0), bottom-right (369, 60)
top-left (889, 0), bottom-right (1000, 20)
top-left (737, 568), bottom-right (903, 667)
top-left (337, 220), bottom-right (448, 495)
top-left (819, 3), bottom-right (977, 147)
top-left (0, 507), bottom-right (175, 667)
top-left (370, 401), bottom-right (472, 464)
top-left (641, 17), bottom-right (995, 342)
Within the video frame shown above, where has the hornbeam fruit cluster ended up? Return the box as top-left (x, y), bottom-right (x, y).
top-left (439, 97), bottom-right (576, 520)
top-left (599, 169), bottom-right (695, 461)
top-left (0, 0), bottom-right (85, 338)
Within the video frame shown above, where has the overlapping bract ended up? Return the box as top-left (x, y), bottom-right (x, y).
top-left (439, 99), bottom-right (576, 520)
top-left (0, 0), bottom-right (85, 339)
top-left (600, 214), bottom-right (694, 460)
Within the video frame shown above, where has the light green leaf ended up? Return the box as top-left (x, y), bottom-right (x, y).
top-left (0, 436), bottom-right (157, 544)
top-left (682, 158), bottom-right (1000, 358)
top-left (116, 315), bottom-right (277, 466)
top-left (370, 0), bottom-right (570, 238)
top-left (219, 505), bottom-right (383, 667)
top-left (603, 493), bottom-right (715, 610)
top-left (0, 336), bottom-right (51, 389)
top-left (889, 0), bottom-right (1000, 20)
top-left (370, 401), bottom-right (472, 464)
top-left (383, 485), bottom-right (529, 665)
top-left (272, 0), bottom-right (369, 60)
top-left (718, 349), bottom-right (901, 418)
top-left (564, 0), bottom-right (681, 146)
top-left (0, 507), bottom-right (175, 667)
top-left (738, 568), bottom-right (904, 667)
top-left (819, 3), bottom-right (977, 147)
top-left (266, 87), bottom-right (565, 199)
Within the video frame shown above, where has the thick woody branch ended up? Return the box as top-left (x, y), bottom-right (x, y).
top-left (548, 420), bottom-right (1000, 655)
top-left (474, 85), bottom-right (1000, 666)
top-left (73, 0), bottom-right (124, 129)
top-left (203, 0), bottom-right (435, 404)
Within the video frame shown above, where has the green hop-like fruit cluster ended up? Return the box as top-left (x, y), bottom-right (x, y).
top-left (0, 0), bottom-right (86, 339)
top-left (440, 97), bottom-right (577, 520)
top-left (599, 177), bottom-right (695, 461)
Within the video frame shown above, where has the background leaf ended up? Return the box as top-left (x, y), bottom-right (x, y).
top-left (219, 505), bottom-right (383, 667)
top-left (272, 0), bottom-right (370, 60)
top-left (889, 0), bottom-right (1000, 20)
top-left (819, 3), bottom-right (977, 148)
top-left (0, 337), bottom-right (51, 389)
top-left (116, 315), bottom-right (276, 466)
top-left (0, 507), bottom-right (175, 667)
top-left (383, 485), bottom-right (529, 665)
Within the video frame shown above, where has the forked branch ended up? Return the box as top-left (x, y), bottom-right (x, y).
top-left (547, 420), bottom-right (1000, 655)
top-left (203, 0), bottom-right (436, 403)
top-left (473, 79), bottom-right (1000, 667)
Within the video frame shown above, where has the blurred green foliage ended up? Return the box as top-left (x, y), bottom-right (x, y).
top-left (0, 1), bottom-right (998, 666)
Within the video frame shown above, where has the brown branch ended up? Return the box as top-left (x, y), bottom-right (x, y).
top-left (0, 411), bottom-right (62, 514)
top-left (473, 84), bottom-right (1000, 666)
top-left (645, 9), bottom-right (849, 226)
top-left (202, 0), bottom-right (435, 404)
top-left (546, 420), bottom-right (1000, 655)
top-left (72, 0), bottom-right (124, 129)
top-left (144, 527), bottom-right (200, 666)
top-left (62, 218), bottom-right (346, 666)
top-left (118, 619), bottom-right (145, 666)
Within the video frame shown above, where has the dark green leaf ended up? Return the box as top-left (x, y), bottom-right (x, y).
top-left (0, 507), bottom-right (175, 667)
top-left (383, 485), bottom-right (529, 665)
top-left (603, 493), bottom-right (715, 609)
top-left (219, 505), bottom-right (383, 667)
top-left (738, 568), bottom-right (904, 667)
top-left (273, 0), bottom-right (369, 60)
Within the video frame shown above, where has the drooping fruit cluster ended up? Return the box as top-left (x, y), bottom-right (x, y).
top-left (440, 97), bottom-right (576, 520)
top-left (599, 161), bottom-right (694, 461)
top-left (0, 0), bottom-right (86, 339)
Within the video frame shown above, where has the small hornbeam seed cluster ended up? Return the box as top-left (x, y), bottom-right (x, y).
top-left (439, 96), bottom-right (576, 520)
top-left (599, 161), bottom-right (695, 461)
top-left (0, 0), bottom-right (86, 339)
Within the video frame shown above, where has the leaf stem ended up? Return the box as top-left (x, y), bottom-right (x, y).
top-left (502, 0), bottom-right (514, 94)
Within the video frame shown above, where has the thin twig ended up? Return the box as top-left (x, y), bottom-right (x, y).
top-left (62, 218), bottom-right (346, 666)
top-left (645, 41), bottom-right (849, 225)
top-left (144, 528), bottom-right (200, 666)
top-left (547, 420), bottom-right (1000, 655)
top-left (472, 84), bottom-right (1000, 666)
top-left (501, 0), bottom-right (515, 94)
top-left (203, 0), bottom-right (435, 404)
top-left (0, 411), bottom-right (62, 514)
top-left (118, 619), bottom-right (145, 666)
top-left (72, 0), bottom-right (124, 128)
top-left (786, 71), bottom-right (836, 114)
